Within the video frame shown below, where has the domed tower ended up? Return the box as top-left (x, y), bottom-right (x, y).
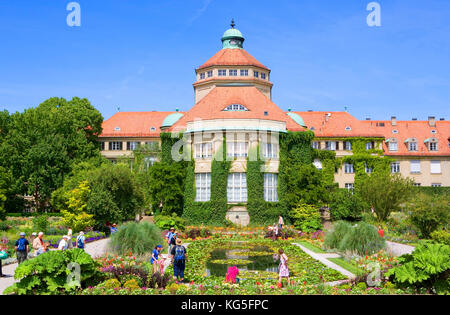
top-left (193, 20), bottom-right (273, 103)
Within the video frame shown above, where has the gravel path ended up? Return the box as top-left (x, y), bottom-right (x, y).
top-left (386, 241), bottom-right (415, 257)
top-left (0, 238), bottom-right (110, 295)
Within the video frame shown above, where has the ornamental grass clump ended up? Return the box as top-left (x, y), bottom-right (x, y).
top-left (109, 222), bottom-right (163, 256)
top-left (338, 222), bottom-right (386, 256)
top-left (324, 221), bottom-right (352, 250)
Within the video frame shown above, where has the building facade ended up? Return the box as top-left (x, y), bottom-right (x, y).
top-left (99, 23), bottom-right (450, 223)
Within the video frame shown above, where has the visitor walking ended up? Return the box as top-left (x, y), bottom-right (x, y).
top-left (166, 227), bottom-right (175, 254)
top-left (15, 232), bottom-right (29, 264)
top-left (58, 235), bottom-right (69, 251)
top-left (32, 232), bottom-right (44, 256)
top-left (67, 228), bottom-right (73, 249)
top-left (150, 245), bottom-right (163, 274)
top-left (278, 249), bottom-right (290, 286)
top-left (0, 244), bottom-right (8, 277)
top-left (225, 266), bottom-right (239, 284)
top-left (76, 232), bottom-right (86, 250)
top-left (110, 224), bottom-right (118, 235)
top-left (171, 238), bottom-right (187, 283)
top-left (278, 216), bottom-right (284, 233)
top-left (169, 231), bottom-right (177, 257)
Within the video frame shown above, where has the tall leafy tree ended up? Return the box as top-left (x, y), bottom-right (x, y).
top-left (0, 97), bottom-right (103, 211)
top-left (356, 173), bottom-right (414, 222)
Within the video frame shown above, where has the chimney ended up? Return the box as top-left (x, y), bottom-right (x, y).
top-left (366, 117), bottom-right (371, 121)
top-left (428, 116), bottom-right (436, 127)
top-left (325, 113), bottom-right (331, 122)
top-left (412, 118), bottom-right (418, 121)
top-left (391, 116), bottom-right (397, 126)
top-left (440, 118), bottom-right (445, 121)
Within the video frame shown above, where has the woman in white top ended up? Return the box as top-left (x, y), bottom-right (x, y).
top-left (278, 216), bottom-right (284, 232)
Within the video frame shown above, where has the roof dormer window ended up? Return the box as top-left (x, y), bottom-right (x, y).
top-left (114, 127), bottom-right (121, 131)
top-left (345, 126), bottom-right (352, 131)
top-left (224, 104), bottom-right (248, 112)
top-left (425, 138), bottom-right (438, 152)
top-left (392, 130), bottom-right (399, 134)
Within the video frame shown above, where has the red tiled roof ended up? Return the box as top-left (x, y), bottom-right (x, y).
top-left (295, 111), bottom-right (384, 138)
top-left (362, 120), bottom-right (450, 156)
top-left (198, 49), bottom-right (269, 71)
top-left (170, 86), bottom-right (303, 132)
top-left (100, 112), bottom-right (181, 138)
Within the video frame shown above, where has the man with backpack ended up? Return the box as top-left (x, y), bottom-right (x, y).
top-left (76, 231), bottom-right (86, 250)
top-left (15, 232), bottom-right (29, 264)
top-left (171, 238), bottom-right (187, 283)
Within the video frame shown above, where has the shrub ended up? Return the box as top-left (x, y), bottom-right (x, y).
top-left (430, 230), bottom-right (450, 246)
top-left (0, 221), bottom-right (9, 231)
top-left (186, 227), bottom-right (212, 240)
top-left (154, 214), bottom-right (187, 232)
top-left (289, 202), bottom-right (322, 232)
top-left (102, 279), bottom-right (121, 289)
top-left (386, 242), bottom-right (450, 295)
top-left (324, 221), bottom-right (352, 250)
top-left (338, 222), bottom-right (386, 256)
top-left (329, 189), bottom-right (366, 221)
top-left (4, 249), bottom-right (101, 295)
top-left (109, 222), bottom-right (164, 256)
top-left (123, 279), bottom-right (140, 290)
top-left (32, 215), bottom-right (50, 233)
top-left (407, 193), bottom-right (450, 238)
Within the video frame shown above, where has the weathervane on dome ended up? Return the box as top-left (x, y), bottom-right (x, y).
top-left (231, 19), bottom-right (235, 29)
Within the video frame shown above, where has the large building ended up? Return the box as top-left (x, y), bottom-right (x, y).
top-left (100, 23), bottom-right (450, 223)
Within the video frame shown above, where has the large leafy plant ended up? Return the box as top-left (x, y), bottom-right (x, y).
top-left (289, 202), bottom-right (322, 232)
top-left (386, 242), bottom-right (450, 295)
top-left (4, 249), bottom-right (102, 295)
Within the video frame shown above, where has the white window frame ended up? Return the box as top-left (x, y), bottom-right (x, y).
top-left (344, 163), bottom-right (354, 174)
top-left (110, 141), bottom-right (123, 151)
top-left (366, 142), bottom-right (374, 150)
top-left (224, 104), bottom-right (248, 112)
top-left (389, 140), bottom-right (398, 152)
top-left (429, 141), bottom-right (438, 152)
top-left (345, 141), bottom-right (352, 151)
top-left (345, 183), bottom-right (355, 191)
top-left (409, 142), bottom-right (418, 152)
top-left (240, 69), bottom-right (248, 76)
top-left (391, 162), bottom-right (400, 174)
top-left (127, 141), bottom-right (139, 151)
top-left (430, 161), bottom-right (441, 174)
top-left (227, 142), bottom-right (249, 158)
top-left (254, 71), bottom-right (259, 78)
top-left (326, 141), bottom-right (337, 151)
top-left (431, 183), bottom-right (442, 187)
top-left (261, 73), bottom-right (266, 80)
top-left (229, 69), bottom-right (238, 76)
top-left (195, 143), bottom-right (212, 159)
top-left (195, 173), bottom-right (211, 202)
top-left (218, 69), bottom-right (227, 76)
top-left (264, 174), bottom-right (278, 202)
top-left (262, 143), bottom-right (279, 159)
top-left (410, 160), bottom-right (421, 174)
top-left (365, 163), bottom-right (373, 174)
top-left (227, 173), bottom-right (247, 203)
top-left (312, 141), bottom-right (320, 150)
top-left (207, 70), bottom-right (213, 77)
top-left (200, 72), bottom-right (205, 80)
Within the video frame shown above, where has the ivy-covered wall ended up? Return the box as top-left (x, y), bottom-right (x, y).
top-left (183, 138), bottom-right (231, 225)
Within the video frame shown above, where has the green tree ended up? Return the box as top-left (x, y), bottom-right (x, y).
top-left (356, 173), bottom-right (414, 222)
top-left (148, 162), bottom-right (186, 216)
top-left (408, 193), bottom-right (450, 238)
top-left (284, 164), bottom-right (329, 209)
top-left (60, 181), bottom-right (95, 232)
top-left (329, 189), bottom-right (367, 221)
top-left (289, 202), bottom-right (322, 232)
top-left (0, 98), bottom-right (103, 212)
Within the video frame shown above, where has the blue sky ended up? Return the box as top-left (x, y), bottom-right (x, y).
top-left (0, 0), bottom-right (449, 121)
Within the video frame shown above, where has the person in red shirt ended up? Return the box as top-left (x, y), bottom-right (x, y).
top-left (378, 226), bottom-right (385, 238)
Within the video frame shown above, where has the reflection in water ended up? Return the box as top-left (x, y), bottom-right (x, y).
top-left (206, 245), bottom-right (279, 277)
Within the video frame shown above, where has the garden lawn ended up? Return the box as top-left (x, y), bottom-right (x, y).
top-left (327, 257), bottom-right (365, 276)
top-left (297, 241), bottom-right (326, 253)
